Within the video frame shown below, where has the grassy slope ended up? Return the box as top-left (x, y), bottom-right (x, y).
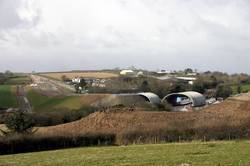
top-left (5, 76), bottom-right (31, 85)
top-left (232, 83), bottom-right (250, 94)
top-left (0, 85), bottom-right (17, 108)
top-left (26, 89), bottom-right (105, 112)
top-left (242, 84), bottom-right (250, 91)
top-left (0, 141), bottom-right (250, 166)
top-left (26, 90), bottom-right (79, 112)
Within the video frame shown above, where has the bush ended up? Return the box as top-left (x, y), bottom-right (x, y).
top-left (32, 106), bottom-right (96, 127)
top-left (216, 85), bottom-right (233, 99)
top-left (192, 79), bottom-right (205, 94)
top-left (139, 80), bottom-right (151, 92)
top-left (117, 118), bottom-right (250, 145)
top-left (3, 112), bottom-right (35, 134)
top-left (0, 134), bottom-right (116, 155)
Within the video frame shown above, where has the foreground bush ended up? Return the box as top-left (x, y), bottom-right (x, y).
top-left (0, 133), bottom-right (115, 155)
top-left (117, 117), bottom-right (250, 145)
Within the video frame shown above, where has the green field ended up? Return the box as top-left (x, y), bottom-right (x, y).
top-left (4, 73), bottom-right (31, 85)
top-left (0, 141), bottom-right (249, 166)
top-left (5, 76), bottom-right (31, 85)
top-left (232, 83), bottom-right (250, 94)
top-left (0, 85), bottom-right (17, 108)
top-left (26, 89), bottom-right (94, 112)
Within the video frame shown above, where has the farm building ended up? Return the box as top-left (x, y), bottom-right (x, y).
top-left (157, 70), bottom-right (171, 74)
top-left (175, 77), bottom-right (196, 85)
top-left (162, 91), bottom-right (206, 107)
top-left (94, 92), bottom-right (161, 107)
top-left (72, 77), bottom-right (81, 84)
top-left (138, 92), bottom-right (161, 106)
top-left (136, 71), bottom-right (144, 77)
top-left (120, 70), bottom-right (136, 77)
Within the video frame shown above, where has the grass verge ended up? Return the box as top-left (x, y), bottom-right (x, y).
top-left (0, 140), bottom-right (250, 166)
top-left (0, 85), bottom-right (17, 108)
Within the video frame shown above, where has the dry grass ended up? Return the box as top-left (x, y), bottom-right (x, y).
top-left (0, 124), bottom-right (7, 136)
top-left (37, 93), bottom-right (250, 140)
top-left (40, 72), bottom-right (119, 80)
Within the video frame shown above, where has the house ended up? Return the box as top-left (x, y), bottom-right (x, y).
top-left (72, 77), bottom-right (81, 84)
top-left (137, 71), bottom-right (144, 77)
top-left (175, 77), bottom-right (197, 85)
top-left (157, 70), bottom-right (171, 74)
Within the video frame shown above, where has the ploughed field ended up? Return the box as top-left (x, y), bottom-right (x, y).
top-left (0, 140), bottom-right (250, 166)
top-left (40, 71), bottom-right (119, 80)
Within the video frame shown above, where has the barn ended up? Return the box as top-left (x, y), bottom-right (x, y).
top-left (162, 91), bottom-right (206, 107)
top-left (95, 92), bottom-right (161, 107)
top-left (120, 70), bottom-right (135, 76)
top-left (138, 92), bottom-right (161, 106)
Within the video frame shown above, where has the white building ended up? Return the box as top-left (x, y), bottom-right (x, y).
top-left (72, 77), bottom-right (81, 84)
top-left (120, 70), bottom-right (135, 76)
top-left (157, 70), bottom-right (171, 74)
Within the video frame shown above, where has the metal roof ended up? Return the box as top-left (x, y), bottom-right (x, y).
top-left (162, 91), bottom-right (206, 107)
top-left (138, 92), bottom-right (161, 105)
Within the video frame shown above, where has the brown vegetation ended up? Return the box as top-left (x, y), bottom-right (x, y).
top-left (37, 93), bottom-right (250, 144)
top-left (40, 72), bottom-right (119, 80)
top-left (2, 93), bottom-right (250, 154)
top-left (0, 133), bottom-right (115, 154)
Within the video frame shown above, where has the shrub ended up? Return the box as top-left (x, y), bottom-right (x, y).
top-left (139, 80), bottom-right (151, 92)
top-left (3, 112), bottom-right (35, 134)
top-left (192, 79), bottom-right (205, 94)
top-left (32, 106), bottom-right (96, 127)
top-left (216, 85), bottom-right (233, 99)
top-left (0, 134), bottom-right (116, 155)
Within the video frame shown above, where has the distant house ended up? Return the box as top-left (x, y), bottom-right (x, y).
top-left (72, 77), bottom-right (81, 84)
top-left (157, 70), bottom-right (171, 74)
top-left (187, 73), bottom-right (198, 76)
top-left (175, 77), bottom-right (196, 85)
top-left (136, 71), bottom-right (144, 77)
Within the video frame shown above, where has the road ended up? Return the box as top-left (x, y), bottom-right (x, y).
top-left (30, 75), bottom-right (75, 96)
top-left (16, 85), bottom-right (32, 112)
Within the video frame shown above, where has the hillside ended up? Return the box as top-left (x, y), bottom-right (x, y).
top-left (26, 88), bottom-right (110, 112)
top-left (38, 92), bottom-right (250, 137)
top-left (38, 109), bottom-right (250, 136)
top-left (203, 92), bottom-right (250, 112)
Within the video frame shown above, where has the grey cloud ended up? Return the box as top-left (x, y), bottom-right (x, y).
top-left (0, 0), bottom-right (40, 32)
top-left (0, 0), bottom-right (23, 29)
top-left (1, 0), bottom-right (250, 73)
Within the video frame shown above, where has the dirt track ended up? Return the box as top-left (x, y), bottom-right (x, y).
top-left (16, 86), bottom-right (32, 112)
top-left (31, 75), bottom-right (75, 96)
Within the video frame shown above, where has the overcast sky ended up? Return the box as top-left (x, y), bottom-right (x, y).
top-left (0, 0), bottom-right (250, 73)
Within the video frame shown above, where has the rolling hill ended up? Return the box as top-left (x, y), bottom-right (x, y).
top-left (37, 92), bottom-right (250, 137)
